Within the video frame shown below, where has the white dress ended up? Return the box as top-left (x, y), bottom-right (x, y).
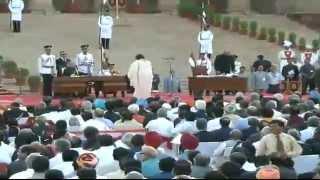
top-left (8, 0), bottom-right (24, 21)
top-left (127, 59), bottom-right (153, 99)
top-left (98, 15), bottom-right (114, 39)
top-left (198, 30), bottom-right (214, 55)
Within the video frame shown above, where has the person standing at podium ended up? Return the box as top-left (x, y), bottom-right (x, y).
top-left (75, 44), bottom-right (95, 76)
top-left (189, 53), bottom-right (212, 75)
top-left (38, 45), bottom-right (56, 96)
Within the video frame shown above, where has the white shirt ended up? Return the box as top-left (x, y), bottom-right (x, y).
top-left (75, 52), bottom-right (95, 74)
top-left (167, 107), bottom-right (179, 121)
top-left (38, 53), bottom-right (56, 75)
top-left (207, 118), bottom-right (221, 131)
top-left (0, 142), bottom-right (15, 164)
top-left (145, 117), bottom-right (174, 138)
top-left (198, 30), bottom-right (214, 54)
top-left (172, 120), bottom-right (197, 135)
top-left (98, 15), bottom-right (114, 39)
top-left (49, 153), bottom-right (63, 169)
top-left (301, 51), bottom-right (318, 65)
top-left (8, 0), bottom-right (24, 21)
top-left (94, 146), bottom-right (119, 176)
top-left (267, 72), bottom-right (283, 85)
top-left (81, 119), bottom-right (110, 131)
top-left (52, 162), bottom-right (75, 178)
top-left (300, 126), bottom-right (317, 142)
top-left (9, 169), bottom-right (34, 179)
top-left (189, 57), bottom-right (212, 74)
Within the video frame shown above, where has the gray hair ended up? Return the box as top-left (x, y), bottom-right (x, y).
top-left (121, 133), bottom-right (134, 147)
top-left (196, 118), bottom-right (207, 131)
top-left (94, 108), bottom-right (105, 118)
top-left (250, 92), bottom-right (260, 101)
top-left (26, 153), bottom-right (42, 169)
top-left (288, 129), bottom-right (301, 141)
top-left (54, 138), bottom-right (71, 152)
top-left (194, 154), bottom-right (210, 167)
top-left (230, 129), bottom-right (242, 140)
top-left (265, 100), bottom-right (277, 110)
top-left (157, 108), bottom-right (168, 118)
top-left (82, 100), bottom-right (93, 112)
top-left (308, 116), bottom-right (320, 127)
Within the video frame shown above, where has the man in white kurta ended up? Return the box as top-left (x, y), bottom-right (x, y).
top-left (189, 53), bottom-right (212, 75)
top-left (198, 25), bottom-right (214, 59)
top-left (75, 44), bottom-right (95, 75)
top-left (8, 0), bottom-right (24, 33)
top-left (278, 40), bottom-right (296, 72)
top-left (38, 45), bottom-right (56, 96)
top-left (128, 54), bottom-right (153, 99)
top-left (301, 44), bottom-right (318, 66)
top-left (98, 10), bottom-right (113, 55)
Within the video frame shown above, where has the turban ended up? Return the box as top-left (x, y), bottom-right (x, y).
top-left (76, 153), bottom-right (99, 168)
top-left (144, 131), bottom-right (162, 148)
top-left (180, 133), bottom-right (199, 150)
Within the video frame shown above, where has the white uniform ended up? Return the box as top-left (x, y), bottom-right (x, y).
top-left (198, 30), bottom-right (214, 55)
top-left (75, 52), bottom-right (95, 74)
top-left (278, 49), bottom-right (296, 72)
top-left (301, 51), bottom-right (318, 65)
top-left (8, 0), bottom-right (24, 21)
top-left (38, 54), bottom-right (56, 75)
top-left (98, 15), bottom-right (114, 39)
top-left (188, 57), bottom-right (212, 75)
top-left (128, 59), bottom-right (153, 99)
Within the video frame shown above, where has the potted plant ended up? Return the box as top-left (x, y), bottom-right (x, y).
top-left (249, 21), bottom-right (258, 38)
top-left (15, 67), bottom-right (29, 86)
top-left (288, 32), bottom-right (297, 47)
top-left (2, 60), bottom-right (18, 78)
top-left (268, 28), bottom-right (277, 43)
top-left (126, 0), bottom-right (160, 14)
top-left (222, 16), bottom-right (231, 30)
top-left (178, 0), bottom-right (196, 18)
top-left (239, 21), bottom-right (248, 35)
top-left (28, 75), bottom-right (41, 92)
top-left (312, 39), bottom-right (320, 50)
top-left (258, 27), bottom-right (267, 40)
top-left (213, 14), bottom-right (222, 27)
top-left (298, 37), bottom-right (306, 51)
top-left (231, 16), bottom-right (240, 32)
top-left (278, 31), bottom-right (286, 45)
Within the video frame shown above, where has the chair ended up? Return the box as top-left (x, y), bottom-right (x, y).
top-left (293, 155), bottom-right (320, 174)
top-left (195, 142), bottom-right (221, 157)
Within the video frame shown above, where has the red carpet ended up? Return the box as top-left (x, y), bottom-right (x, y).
top-left (0, 92), bottom-right (309, 107)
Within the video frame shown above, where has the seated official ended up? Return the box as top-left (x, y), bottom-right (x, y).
top-left (189, 53), bottom-right (212, 75)
top-left (56, 51), bottom-right (70, 77)
top-left (214, 51), bottom-right (235, 74)
top-left (63, 59), bottom-right (77, 77)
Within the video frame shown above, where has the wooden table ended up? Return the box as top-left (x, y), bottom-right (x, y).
top-left (53, 76), bottom-right (129, 97)
top-left (188, 76), bottom-right (248, 94)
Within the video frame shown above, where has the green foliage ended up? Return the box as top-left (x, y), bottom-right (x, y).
top-left (222, 16), bottom-right (231, 30)
top-left (240, 21), bottom-right (248, 35)
top-left (2, 60), bottom-right (18, 78)
top-left (278, 31), bottom-right (286, 45)
top-left (178, 0), bottom-right (198, 18)
top-left (232, 17), bottom-right (240, 32)
top-left (52, 0), bottom-right (69, 12)
top-left (258, 27), bottom-right (267, 40)
top-left (28, 76), bottom-right (41, 92)
top-left (249, 21), bottom-right (258, 37)
top-left (299, 37), bottom-right (306, 50)
top-left (213, 14), bottom-right (222, 27)
top-left (289, 32), bottom-right (297, 46)
top-left (312, 39), bottom-right (320, 50)
top-left (268, 28), bottom-right (277, 42)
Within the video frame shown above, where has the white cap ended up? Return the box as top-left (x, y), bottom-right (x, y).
top-left (190, 106), bottom-right (197, 113)
top-left (306, 44), bottom-right (313, 49)
top-left (178, 102), bottom-right (187, 107)
top-left (128, 104), bottom-right (140, 114)
top-left (283, 40), bottom-right (292, 47)
top-left (195, 100), bottom-right (206, 110)
top-left (161, 103), bottom-right (172, 110)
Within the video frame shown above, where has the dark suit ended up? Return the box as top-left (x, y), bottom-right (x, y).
top-left (195, 131), bottom-right (216, 142)
top-left (252, 59), bottom-right (272, 72)
top-left (3, 108), bottom-right (28, 124)
top-left (56, 58), bottom-right (68, 77)
top-left (210, 127), bottom-right (232, 142)
top-left (214, 54), bottom-right (235, 74)
top-left (282, 63), bottom-right (299, 80)
top-left (241, 127), bottom-right (258, 140)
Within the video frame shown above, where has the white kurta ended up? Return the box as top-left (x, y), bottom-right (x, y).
top-left (75, 52), bottom-right (95, 74)
top-left (8, 0), bottom-right (24, 21)
top-left (301, 52), bottom-right (318, 65)
top-left (278, 49), bottom-right (296, 72)
top-left (98, 15), bottom-right (113, 39)
top-left (188, 57), bottom-right (212, 74)
top-left (198, 30), bottom-right (214, 55)
top-left (38, 54), bottom-right (56, 75)
top-left (127, 59), bottom-right (153, 99)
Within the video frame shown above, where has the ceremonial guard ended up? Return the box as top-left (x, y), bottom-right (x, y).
top-left (98, 9), bottom-right (114, 56)
top-left (189, 53), bottom-right (212, 75)
top-left (75, 44), bottom-right (95, 76)
top-left (301, 44), bottom-right (318, 66)
top-left (278, 40), bottom-right (296, 72)
top-left (198, 25), bottom-right (214, 59)
top-left (38, 45), bottom-right (56, 96)
top-left (8, 0), bottom-right (24, 33)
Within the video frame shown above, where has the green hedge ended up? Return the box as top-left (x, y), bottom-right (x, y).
top-left (299, 37), bottom-right (306, 51)
top-left (268, 28), bottom-right (277, 42)
top-left (258, 27), bottom-right (267, 40)
top-left (232, 17), bottom-right (240, 32)
top-left (278, 31), bottom-right (286, 45)
top-left (289, 32), bottom-right (297, 46)
top-left (313, 39), bottom-right (320, 50)
top-left (240, 21), bottom-right (248, 35)
top-left (222, 16), bottom-right (231, 30)
top-left (249, 21), bottom-right (258, 37)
